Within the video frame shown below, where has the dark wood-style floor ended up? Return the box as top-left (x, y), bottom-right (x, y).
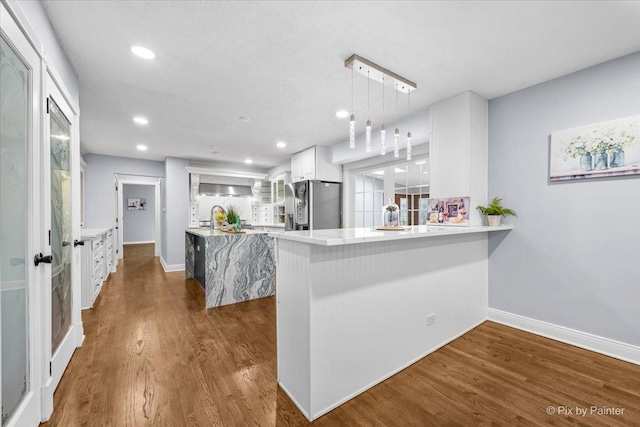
top-left (42, 244), bottom-right (640, 426)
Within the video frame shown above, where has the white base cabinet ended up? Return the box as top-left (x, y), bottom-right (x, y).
top-left (80, 227), bottom-right (115, 309)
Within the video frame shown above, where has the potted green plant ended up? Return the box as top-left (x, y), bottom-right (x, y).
top-left (476, 197), bottom-right (516, 226)
top-left (225, 205), bottom-right (240, 229)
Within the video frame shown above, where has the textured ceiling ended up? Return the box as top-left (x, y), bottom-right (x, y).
top-left (42, 1), bottom-right (640, 168)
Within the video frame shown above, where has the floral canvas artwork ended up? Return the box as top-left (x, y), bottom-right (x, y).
top-left (425, 197), bottom-right (470, 227)
top-left (549, 115), bottom-right (640, 182)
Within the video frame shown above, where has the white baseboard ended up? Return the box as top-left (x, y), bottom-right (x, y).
top-left (159, 256), bottom-right (185, 272)
top-left (488, 308), bottom-right (640, 366)
top-left (310, 318), bottom-right (486, 421)
top-left (278, 383), bottom-right (311, 421)
top-left (123, 240), bottom-right (155, 245)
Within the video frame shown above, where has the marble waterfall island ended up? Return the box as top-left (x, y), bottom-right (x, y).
top-left (185, 229), bottom-right (275, 308)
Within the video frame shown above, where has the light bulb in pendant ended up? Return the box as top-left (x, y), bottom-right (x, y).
top-left (365, 120), bottom-right (372, 152)
top-left (394, 128), bottom-right (400, 158)
top-left (380, 124), bottom-right (386, 155)
top-left (349, 114), bottom-right (356, 148)
top-left (406, 132), bottom-right (412, 160)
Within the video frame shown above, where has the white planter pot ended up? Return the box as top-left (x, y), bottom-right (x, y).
top-left (487, 215), bottom-right (502, 226)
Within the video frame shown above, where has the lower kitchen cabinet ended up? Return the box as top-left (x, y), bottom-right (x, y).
top-left (80, 227), bottom-right (116, 309)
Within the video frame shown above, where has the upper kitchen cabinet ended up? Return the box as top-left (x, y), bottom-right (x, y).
top-left (271, 173), bottom-right (290, 204)
top-left (291, 146), bottom-right (343, 183)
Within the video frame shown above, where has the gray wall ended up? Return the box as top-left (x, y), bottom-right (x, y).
top-left (122, 184), bottom-right (155, 243)
top-left (16, 0), bottom-right (79, 104)
top-left (83, 154), bottom-right (164, 228)
top-left (162, 157), bottom-right (189, 267)
top-left (488, 52), bottom-right (640, 347)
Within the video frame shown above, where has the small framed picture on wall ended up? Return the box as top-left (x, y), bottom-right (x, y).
top-left (127, 198), bottom-right (146, 210)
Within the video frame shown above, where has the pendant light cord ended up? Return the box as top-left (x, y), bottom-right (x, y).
top-left (367, 69), bottom-right (370, 120)
top-left (408, 91), bottom-right (411, 132)
top-left (395, 84), bottom-right (398, 128)
top-left (382, 76), bottom-right (385, 123)
top-left (351, 66), bottom-right (354, 114)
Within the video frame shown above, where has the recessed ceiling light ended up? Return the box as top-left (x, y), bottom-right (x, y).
top-left (136, 144), bottom-right (148, 151)
top-left (238, 117), bottom-right (250, 122)
top-left (131, 45), bottom-right (155, 59)
top-left (372, 170), bottom-right (384, 175)
top-left (276, 141), bottom-right (286, 148)
top-left (335, 110), bottom-right (349, 119)
top-left (423, 171), bottom-right (429, 174)
top-left (245, 158), bottom-right (253, 164)
top-left (415, 160), bottom-right (427, 165)
top-left (133, 116), bottom-right (148, 125)
top-left (394, 167), bottom-right (406, 173)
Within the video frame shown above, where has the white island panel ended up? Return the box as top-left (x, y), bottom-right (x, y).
top-left (275, 228), bottom-right (508, 420)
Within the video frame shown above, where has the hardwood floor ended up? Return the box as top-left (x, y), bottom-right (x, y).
top-left (42, 244), bottom-right (640, 426)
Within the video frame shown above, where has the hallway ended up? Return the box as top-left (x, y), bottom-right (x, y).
top-left (42, 245), bottom-right (640, 426)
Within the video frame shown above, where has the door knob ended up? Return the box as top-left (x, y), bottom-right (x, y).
top-left (74, 239), bottom-right (85, 247)
top-left (34, 253), bottom-right (52, 266)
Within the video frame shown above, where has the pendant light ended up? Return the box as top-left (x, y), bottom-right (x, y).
top-left (406, 91), bottom-right (412, 160)
top-left (349, 66), bottom-right (355, 148)
top-left (365, 69), bottom-right (372, 152)
top-left (380, 76), bottom-right (386, 156)
top-left (344, 55), bottom-right (416, 156)
top-left (394, 84), bottom-right (400, 158)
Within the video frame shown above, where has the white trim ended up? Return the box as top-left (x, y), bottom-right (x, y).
top-left (186, 166), bottom-right (267, 180)
top-left (115, 176), bottom-right (162, 261)
top-left (309, 319), bottom-right (485, 421)
top-left (123, 241), bottom-right (155, 245)
top-left (488, 308), bottom-right (640, 366)
top-left (159, 257), bottom-right (185, 273)
top-left (278, 383), bottom-right (311, 421)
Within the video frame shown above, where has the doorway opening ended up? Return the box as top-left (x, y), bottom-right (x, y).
top-left (122, 184), bottom-right (155, 258)
top-left (115, 175), bottom-right (162, 260)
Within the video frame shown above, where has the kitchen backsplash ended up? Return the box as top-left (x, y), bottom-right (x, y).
top-left (197, 196), bottom-right (253, 222)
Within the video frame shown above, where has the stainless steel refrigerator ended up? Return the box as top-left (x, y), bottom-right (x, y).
top-left (285, 180), bottom-right (342, 231)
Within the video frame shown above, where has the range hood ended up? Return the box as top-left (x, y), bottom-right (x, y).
top-left (199, 183), bottom-right (253, 197)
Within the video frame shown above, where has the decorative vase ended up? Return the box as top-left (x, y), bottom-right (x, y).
top-left (579, 153), bottom-right (593, 171)
top-left (382, 199), bottom-right (399, 227)
top-left (610, 148), bottom-right (625, 168)
top-left (593, 150), bottom-right (608, 170)
top-left (487, 215), bottom-right (502, 227)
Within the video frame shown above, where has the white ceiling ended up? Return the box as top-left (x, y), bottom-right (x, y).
top-left (42, 1), bottom-right (640, 168)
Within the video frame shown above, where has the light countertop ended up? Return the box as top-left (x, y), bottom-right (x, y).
top-left (186, 228), bottom-right (269, 238)
top-left (268, 224), bottom-right (513, 246)
top-left (81, 227), bottom-right (112, 239)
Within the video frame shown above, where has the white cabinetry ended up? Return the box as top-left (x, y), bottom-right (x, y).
top-left (81, 227), bottom-right (115, 309)
top-left (291, 146), bottom-right (342, 183)
top-left (258, 204), bottom-right (273, 225)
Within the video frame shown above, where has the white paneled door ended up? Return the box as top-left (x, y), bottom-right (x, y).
top-left (0, 3), bottom-right (43, 426)
top-left (41, 72), bottom-right (83, 419)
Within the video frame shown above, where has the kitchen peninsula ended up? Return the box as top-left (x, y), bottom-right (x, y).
top-left (185, 229), bottom-right (275, 308)
top-left (271, 225), bottom-right (512, 421)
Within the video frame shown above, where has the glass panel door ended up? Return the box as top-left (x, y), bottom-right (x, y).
top-left (49, 99), bottom-right (72, 353)
top-left (0, 33), bottom-right (30, 425)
